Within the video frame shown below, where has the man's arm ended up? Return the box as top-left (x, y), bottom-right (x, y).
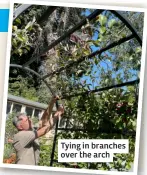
top-left (36, 125), bottom-right (50, 138)
top-left (40, 96), bottom-right (59, 127)
top-left (37, 105), bottom-right (64, 138)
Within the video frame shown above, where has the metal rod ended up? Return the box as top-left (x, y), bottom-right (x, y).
top-left (50, 120), bottom-right (59, 166)
top-left (37, 6), bottom-right (57, 26)
top-left (57, 127), bottom-right (136, 136)
top-left (10, 64), bottom-right (55, 95)
top-left (13, 4), bottom-right (32, 20)
top-left (42, 34), bottom-right (134, 79)
top-left (61, 79), bottom-right (139, 99)
top-left (110, 10), bottom-right (142, 46)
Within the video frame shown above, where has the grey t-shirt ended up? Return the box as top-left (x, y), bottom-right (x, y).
top-left (13, 130), bottom-right (40, 165)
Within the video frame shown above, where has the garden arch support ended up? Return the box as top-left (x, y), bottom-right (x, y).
top-left (12, 5), bottom-right (142, 96)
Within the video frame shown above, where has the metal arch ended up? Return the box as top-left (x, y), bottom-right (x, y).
top-left (22, 9), bottom-right (142, 67)
top-left (13, 4), bottom-right (32, 20)
top-left (11, 6), bottom-right (143, 92)
top-left (110, 10), bottom-right (142, 46)
top-left (13, 5), bottom-right (142, 46)
top-left (13, 4), bottom-right (58, 27)
top-left (12, 5), bottom-right (142, 71)
top-left (10, 64), bottom-right (55, 95)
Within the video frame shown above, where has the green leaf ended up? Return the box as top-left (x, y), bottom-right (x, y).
top-left (84, 50), bottom-right (90, 55)
top-left (17, 36), bottom-right (24, 42)
top-left (108, 19), bottom-right (116, 28)
top-left (126, 163), bottom-right (131, 170)
top-left (94, 57), bottom-right (98, 65)
top-left (76, 70), bottom-right (83, 75)
top-left (132, 120), bottom-right (136, 128)
top-left (25, 21), bottom-right (34, 30)
top-left (135, 47), bottom-right (142, 53)
top-left (93, 40), bottom-right (99, 47)
top-left (26, 46), bottom-right (31, 51)
top-left (129, 56), bottom-right (133, 61)
top-left (13, 25), bottom-right (17, 31)
top-left (100, 26), bottom-right (106, 34)
top-left (12, 39), bottom-right (17, 46)
top-left (121, 33), bottom-right (127, 38)
top-left (98, 15), bottom-right (107, 26)
top-left (105, 79), bottom-right (109, 84)
top-left (15, 18), bottom-right (21, 24)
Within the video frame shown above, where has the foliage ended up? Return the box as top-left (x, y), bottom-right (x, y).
top-left (8, 75), bottom-right (39, 101)
top-left (4, 113), bottom-right (17, 161)
top-left (5, 113), bottom-right (17, 142)
top-left (56, 86), bottom-right (137, 171)
top-left (3, 143), bottom-right (15, 160)
top-left (38, 139), bottom-right (53, 166)
top-left (8, 4), bottom-right (144, 171)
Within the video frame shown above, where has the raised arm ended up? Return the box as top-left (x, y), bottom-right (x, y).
top-left (36, 96), bottom-right (64, 138)
top-left (40, 95), bottom-right (59, 127)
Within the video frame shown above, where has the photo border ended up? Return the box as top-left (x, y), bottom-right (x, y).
top-left (0, 1), bottom-right (147, 175)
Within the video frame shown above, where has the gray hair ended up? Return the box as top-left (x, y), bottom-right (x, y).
top-left (13, 112), bottom-right (26, 128)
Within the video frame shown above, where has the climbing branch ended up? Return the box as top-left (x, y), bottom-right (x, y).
top-left (23, 9), bottom-right (104, 67)
top-left (42, 34), bottom-right (134, 79)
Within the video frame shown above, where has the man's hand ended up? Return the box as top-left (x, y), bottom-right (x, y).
top-left (7, 138), bottom-right (14, 143)
top-left (54, 105), bottom-right (64, 118)
top-left (51, 95), bottom-right (60, 103)
top-left (47, 104), bottom-right (64, 130)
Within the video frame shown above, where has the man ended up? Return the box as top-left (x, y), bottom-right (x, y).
top-left (12, 96), bottom-right (64, 165)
